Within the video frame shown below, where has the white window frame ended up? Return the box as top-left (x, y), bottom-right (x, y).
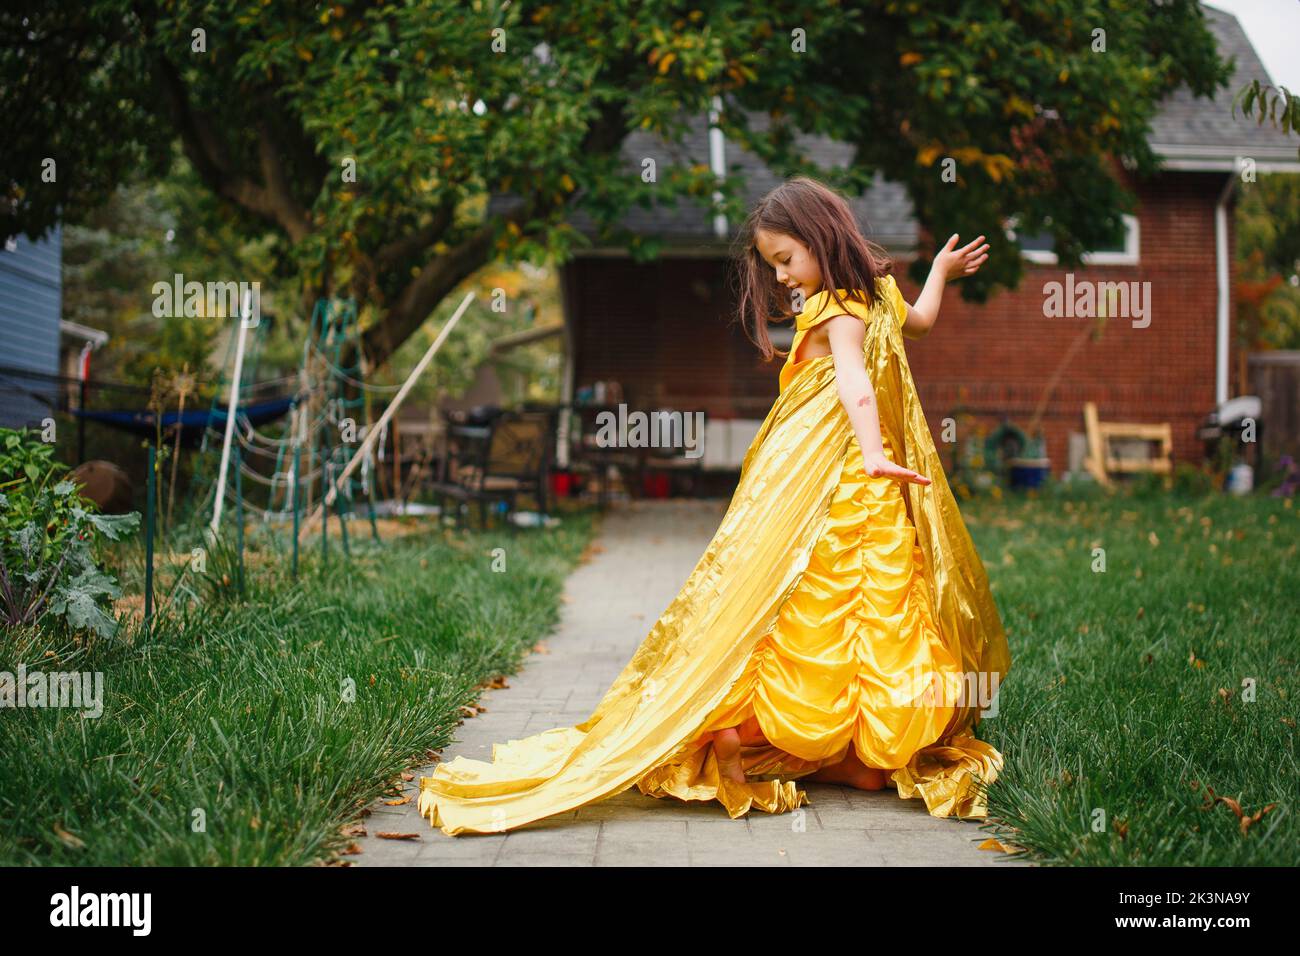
top-left (1007, 213), bottom-right (1140, 266)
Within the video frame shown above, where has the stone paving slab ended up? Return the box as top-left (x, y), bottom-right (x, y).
top-left (352, 499), bottom-right (1033, 867)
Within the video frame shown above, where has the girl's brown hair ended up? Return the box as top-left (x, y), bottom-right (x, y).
top-left (731, 175), bottom-right (892, 362)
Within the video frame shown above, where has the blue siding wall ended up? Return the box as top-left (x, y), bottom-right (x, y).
top-left (0, 223), bottom-right (62, 427)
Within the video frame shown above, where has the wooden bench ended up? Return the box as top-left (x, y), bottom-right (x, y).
top-left (1083, 401), bottom-right (1173, 487)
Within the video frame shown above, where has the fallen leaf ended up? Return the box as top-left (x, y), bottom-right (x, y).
top-left (978, 836), bottom-right (1023, 853)
top-left (1195, 782), bottom-right (1278, 837)
top-left (53, 824), bottom-right (85, 849)
top-left (376, 832), bottom-right (421, 840)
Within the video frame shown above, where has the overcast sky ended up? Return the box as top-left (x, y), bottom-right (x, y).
top-left (1205, 0), bottom-right (1300, 91)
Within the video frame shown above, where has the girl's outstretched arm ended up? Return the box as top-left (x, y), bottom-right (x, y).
top-left (825, 315), bottom-right (931, 485)
top-left (901, 233), bottom-right (990, 338)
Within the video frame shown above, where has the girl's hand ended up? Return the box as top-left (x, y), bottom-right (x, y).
top-left (934, 233), bottom-right (989, 281)
top-left (863, 451), bottom-right (931, 485)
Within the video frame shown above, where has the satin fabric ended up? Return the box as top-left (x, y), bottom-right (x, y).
top-left (419, 276), bottom-right (1011, 835)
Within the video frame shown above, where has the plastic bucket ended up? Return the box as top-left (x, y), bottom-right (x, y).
top-left (1008, 457), bottom-right (1051, 489)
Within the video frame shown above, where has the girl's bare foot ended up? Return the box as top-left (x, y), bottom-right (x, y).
top-left (713, 728), bottom-right (747, 784)
top-left (808, 748), bottom-right (890, 790)
top-left (853, 766), bottom-right (888, 790)
top-left (811, 759), bottom-right (883, 790)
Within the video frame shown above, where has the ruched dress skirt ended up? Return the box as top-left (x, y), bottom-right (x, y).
top-left (660, 428), bottom-right (963, 785)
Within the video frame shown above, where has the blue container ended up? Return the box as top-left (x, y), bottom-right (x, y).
top-left (1008, 457), bottom-right (1051, 489)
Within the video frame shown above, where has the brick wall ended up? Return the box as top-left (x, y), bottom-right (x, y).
top-left (895, 170), bottom-right (1233, 474)
top-left (563, 170), bottom-right (1236, 476)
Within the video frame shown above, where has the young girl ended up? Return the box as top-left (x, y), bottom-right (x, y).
top-left (701, 176), bottom-right (997, 796)
top-left (419, 176), bottom-right (1011, 836)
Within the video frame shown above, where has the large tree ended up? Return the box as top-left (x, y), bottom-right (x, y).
top-left (2, 0), bottom-right (1229, 367)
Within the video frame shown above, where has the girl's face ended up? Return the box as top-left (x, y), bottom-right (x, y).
top-left (755, 228), bottom-right (822, 304)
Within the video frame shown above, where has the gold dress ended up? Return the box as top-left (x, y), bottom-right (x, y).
top-left (419, 275), bottom-right (1011, 835)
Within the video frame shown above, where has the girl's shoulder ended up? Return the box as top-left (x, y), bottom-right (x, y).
top-left (796, 275), bottom-right (905, 331)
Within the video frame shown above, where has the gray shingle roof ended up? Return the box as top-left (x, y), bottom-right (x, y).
top-left (492, 5), bottom-right (1297, 250)
top-left (1149, 4), bottom-right (1296, 160)
top-left (546, 111), bottom-right (919, 249)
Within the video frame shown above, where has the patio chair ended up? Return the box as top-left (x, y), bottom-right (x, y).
top-left (431, 409), bottom-right (552, 530)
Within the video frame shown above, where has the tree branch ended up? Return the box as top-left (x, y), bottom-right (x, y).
top-left (361, 194), bottom-right (540, 367)
top-left (375, 201), bottom-right (456, 270)
top-left (150, 54), bottom-right (314, 243)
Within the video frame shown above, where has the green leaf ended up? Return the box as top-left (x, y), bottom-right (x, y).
top-left (88, 511), bottom-right (141, 541)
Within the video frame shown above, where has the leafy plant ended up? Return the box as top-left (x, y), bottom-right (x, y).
top-left (0, 427), bottom-right (57, 486)
top-left (0, 428), bottom-right (140, 640)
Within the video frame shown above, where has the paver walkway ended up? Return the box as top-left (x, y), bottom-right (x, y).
top-left (353, 498), bottom-right (1032, 867)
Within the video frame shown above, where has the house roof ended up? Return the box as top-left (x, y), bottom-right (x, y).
top-left (1152, 3), bottom-right (1299, 169)
top-left (491, 4), bottom-right (1298, 252)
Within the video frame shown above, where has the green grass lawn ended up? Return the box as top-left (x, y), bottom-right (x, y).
top-left (2, 484), bottom-right (1294, 866)
top-left (0, 508), bottom-right (599, 865)
top-left (965, 484), bottom-right (1298, 866)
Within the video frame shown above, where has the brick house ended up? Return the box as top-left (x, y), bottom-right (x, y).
top-left (539, 6), bottom-right (1299, 482)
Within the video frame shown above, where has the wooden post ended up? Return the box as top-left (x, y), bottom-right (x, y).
top-left (1083, 401), bottom-right (1111, 487)
top-left (297, 291), bottom-right (474, 542)
top-left (210, 293), bottom-right (253, 536)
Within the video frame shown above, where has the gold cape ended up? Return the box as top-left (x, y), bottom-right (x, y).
top-left (419, 281), bottom-right (1012, 835)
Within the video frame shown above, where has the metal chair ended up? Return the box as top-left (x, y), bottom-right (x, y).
top-left (431, 409), bottom-right (552, 530)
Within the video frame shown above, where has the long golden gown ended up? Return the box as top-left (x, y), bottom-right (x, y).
top-left (419, 275), bottom-right (1012, 835)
